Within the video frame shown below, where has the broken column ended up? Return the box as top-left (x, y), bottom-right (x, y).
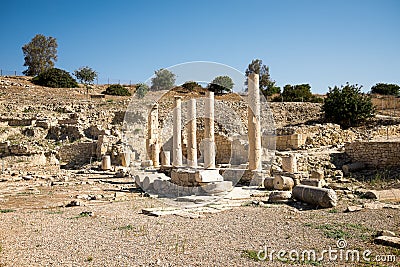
top-left (121, 152), bottom-right (131, 167)
top-left (204, 91), bottom-right (216, 169)
top-left (187, 98), bottom-right (198, 168)
top-left (147, 104), bottom-right (160, 167)
top-left (173, 96), bottom-right (183, 167)
top-left (101, 155), bottom-right (111, 170)
top-left (247, 73), bottom-right (262, 171)
top-left (161, 151), bottom-right (171, 166)
top-left (292, 185), bottom-right (338, 208)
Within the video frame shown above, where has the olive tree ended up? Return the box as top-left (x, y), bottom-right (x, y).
top-left (151, 69), bottom-right (176, 91)
top-left (208, 76), bottom-right (234, 94)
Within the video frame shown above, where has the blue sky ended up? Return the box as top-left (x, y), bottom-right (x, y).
top-left (1, 0), bottom-right (399, 93)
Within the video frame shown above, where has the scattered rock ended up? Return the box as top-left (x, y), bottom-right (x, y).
top-left (377, 230), bottom-right (396, 237)
top-left (363, 202), bottom-right (385, 210)
top-left (22, 175), bottom-right (34, 181)
top-left (65, 200), bottom-right (81, 207)
top-left (346, 205), bottom-right (363, 212)
top-left (268, 191), bottom-right (292, 203)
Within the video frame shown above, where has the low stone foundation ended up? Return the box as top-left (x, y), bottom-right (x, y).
top-left (58, 142), bottom-right (97, 167)
top-left (345, 140), bottom-right (400, 167)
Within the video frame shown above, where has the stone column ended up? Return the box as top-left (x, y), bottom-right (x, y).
top-left (247, 73), bottom-right (262, 171)
top-left (101, 155), bottom-right (111, 170)
top-left (204, 91), bottom-right (216, 169)
top-left (173, 96), bottom-right (183, 167)
top-left (187, 98), bottom-right (198, 168)
top-left (161, 151), bottom-right (171, 166)
top-left (147, 104), bottom-right (160, 167)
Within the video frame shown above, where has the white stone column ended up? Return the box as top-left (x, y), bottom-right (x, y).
top-left (187, 98), bottom-right (198, 168)
top-left (173, 96), bottom-right (183, 167)
top-left (204, 91), bottom-right (216, 169)
top-left (147, 104), bottom-right (160, 167)
top-left (247, 73), bottom-right (262, 171)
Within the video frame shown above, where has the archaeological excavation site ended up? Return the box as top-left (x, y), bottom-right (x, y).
top-left (0, 73), bottom-right (399, 266)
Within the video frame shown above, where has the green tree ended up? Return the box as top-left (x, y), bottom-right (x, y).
top-left (323, 83), bottom-right (375, 128)
top-left (102, 84), bottom-right (131, 96)
top-left (135, 83), bottom-right (149, 98)
top-left (22, 34), bottom-right (58, 76)
top-left (31, 68), bottom-right (78, 88)
top-left (74, 66), bottom-right (98, 94)
top-left (371, 83), bottom-right (400, 96)
top-left (151, 69), bottom-right (176, 91)
top-left (245, 59), bottom-right (280, 97)
top-left (208, 76), bottom-right (234, 94)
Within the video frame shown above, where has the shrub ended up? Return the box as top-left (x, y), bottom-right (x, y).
top-left (371, 83), bottom-right (400, 96)
top-left (135, 83), bottom-right (149, 98)
top-left (32, 68), bottom-right (78, 88)
top-left (102, 84), bottom-right (131, 96)
top-left (281, 84), bottom-right (312, 102)
top-left (181, 81), bottom-right (200, 91)
top-left (310, 95), bottom-right (324, 103)
top-left (323, 83), bottom-right (375, 127)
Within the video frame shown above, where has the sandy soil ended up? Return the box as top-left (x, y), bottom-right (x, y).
top-left (1, 176), bottom-right (399, 267)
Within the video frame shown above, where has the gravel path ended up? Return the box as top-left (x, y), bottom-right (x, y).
top-left (1, 190), bottom-right (399, 267)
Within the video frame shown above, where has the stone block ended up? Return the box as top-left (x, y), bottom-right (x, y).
top-left (141, 160), bottom-right (153, 168)
top-left (310, 169), bottom-right (324, 180)
top-left (268, 191), bottom-right (292, 203)
top-left (200, 181), bottom-right (233, 195)
top-left (281, 154), bottom-right (297, 173)
top-left (195, 169), bottom-right (224, 183)
top-left (301, 178), bottom-right (326, 188)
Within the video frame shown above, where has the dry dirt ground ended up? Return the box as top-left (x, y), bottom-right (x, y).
top-left (0, 174), bottom-right (399, 267)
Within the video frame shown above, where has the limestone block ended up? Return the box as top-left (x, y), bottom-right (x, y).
top-left (249, 170), bottom-right (264, 187)
top-left (195, 169), bottom-right (224, 183)
top-left (200, 181), bottom-right (233, 195)
top-left (268, 191), bottom-right (292, 203)
top-left (141, 159), bottom-right (153, 168)
top-left (310, 169), bottom-right (324, 180)
top-left (301, 178), bottom-right (326, 188)
top-left (281, 154), bottom-right (297, 173)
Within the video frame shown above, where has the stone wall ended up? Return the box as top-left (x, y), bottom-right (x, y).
top-left (271, 134), bottom-right (307, 150)
top-left (345, 141), bottom-right (400, 167)
top-left (58, 141), bottom-right (97, 167)
top-left (268, 102), bottom-right (322, 127)
top-left (274, 124), bottom-right (357, 150)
